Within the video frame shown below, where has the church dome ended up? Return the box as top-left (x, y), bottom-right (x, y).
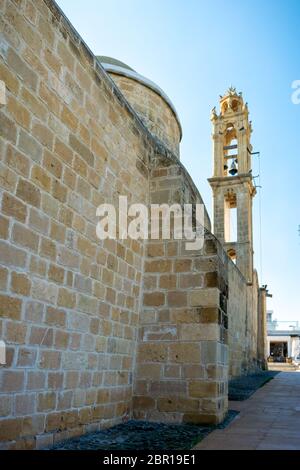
top-left (97, 56), bottom-right (182, 157)
top-left (97, 56), bottom-right (136, 72)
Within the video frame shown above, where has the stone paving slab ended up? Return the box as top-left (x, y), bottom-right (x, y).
top-left (194, 371), bottom-right (300, 450)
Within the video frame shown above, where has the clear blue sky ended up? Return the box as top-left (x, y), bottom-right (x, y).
top-left (57, 0), bottom-right (300, 321)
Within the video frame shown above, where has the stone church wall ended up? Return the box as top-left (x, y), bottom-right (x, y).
top-left (227, 262), bottom-right (260, 377)
top-left (0, 0), bottom-right (153, 448)
top-left (133, 155), bottom-right (228, 425)
top-left (0, 0), bottom-right (265, 449)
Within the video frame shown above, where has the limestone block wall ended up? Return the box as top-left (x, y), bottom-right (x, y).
top-left (133, 158), bottom-right (228, 425)
top-left (0, 0), bottom-right (153, 448)
top-left (257, 286), bottom-right (268, 366)
top-left (227, 261), bottom-right (260, 378)
top-left (0, 0), bottom-right (266, 449)
top-left (110, 74), bottom-right (181, 158)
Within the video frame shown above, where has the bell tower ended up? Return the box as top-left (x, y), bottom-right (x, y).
top-left (208, 87), bottom-right (256, 283)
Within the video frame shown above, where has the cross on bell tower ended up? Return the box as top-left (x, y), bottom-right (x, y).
top-left (208, 87), bottom-right (256, 283)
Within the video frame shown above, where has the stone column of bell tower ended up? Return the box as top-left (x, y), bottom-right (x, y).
top-left (208, 87), bottom-right (256, 284)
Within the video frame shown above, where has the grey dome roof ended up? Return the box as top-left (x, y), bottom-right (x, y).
top-left (96, 56), bottom-right (182, 139)
top-left (96, 56), bottom-right (135, 72)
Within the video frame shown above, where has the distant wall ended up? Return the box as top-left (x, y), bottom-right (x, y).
top-left (227, 261), bottom-right (260, 377)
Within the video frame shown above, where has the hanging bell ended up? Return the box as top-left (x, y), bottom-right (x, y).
top-left (229, 160), bottom-right (238, 176)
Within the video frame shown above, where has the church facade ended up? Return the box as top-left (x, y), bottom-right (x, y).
top-left (0, 0), bottom-right (267, 449)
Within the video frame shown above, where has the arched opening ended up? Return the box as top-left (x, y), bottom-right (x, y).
top-left (231, 99), bottom-right (240, 112)
top-left (222, 102), bottom-right (228, 114)
top-left (223, 125), bottom-right (238, 176)
top-left (224, 191), bottom-right (237, 243)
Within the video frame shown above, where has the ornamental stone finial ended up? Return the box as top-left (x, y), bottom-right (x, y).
top-left (228, 85), bottom-right (237, 96)
top-left (211, 106), bottom-right (218, 120)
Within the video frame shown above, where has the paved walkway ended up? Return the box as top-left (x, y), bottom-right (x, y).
top-left (194, 372), bottom-right (300, 450)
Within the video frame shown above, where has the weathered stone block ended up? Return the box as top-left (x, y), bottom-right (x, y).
top-left (31, 165), bottom-right (52, 191)
top-left (6, 145), bottom-right (30, 178)
top-left (15, 394), bottom-right (35, 416)
top-left (16, 178), bottom-right (41, 208)
top-left (157, 398), bottom-right (199, 412)
top-left (143, 292), bottom-right (165, 307)
top-left (0, 418), bottom-right (23, 441)
top-left (189, 288), bottom-right (220, 307)
top-left (46, 306), bottom-right (66, 328)
top-left (0, 395), bottom-right (12, 418)
top-left (0, 112), bottom-right (17, 144)
top-left (137, 363), bottom-right (162, 379)
top-left (57, 287), bottom-right (76, 308)
top-left (48, 372), bottom-right (64, 391)
top-left (167, 291), bottom-right (187, 307)
top-left (29, 326), bottom-right (53, 347)
top-left (0, 294), bottom-right (22, 320)
top-left (149, 380), bottom-right (186, 396)
top-left (11, 272), bottom-right (31, 296)
top-left (168, 343), bottom-right (200, 363)
top-left (0, 216), bottom-right (9, 240)
top-left (159, 274), bottom-right (177, 289)
top-left (32, 279), bottom-right (57, 304)
top-left (26, 371), bottom-right (46, 391)
top-left (7, 94), bottom-right (31, 130)
top-left (179, 324), bottom-right (219, 341)
top-left (12, 223), bottom-right (39, 252)
top-left (145, 259), bottom-right (172, 273)
top-left (179, 273), bottom-right (203, 289)
top-left (43, 150), bottom-right (62, 178)
top-left (0, 370), bottom-right (25, 392)
top-left (132, 396), bottom-right (155, 410)
top-left (2, 192), bottom-right (27, 222)
top-left (189, 381), bottom-right (218, 398)
top-left (19, 129), bottom-right (42, 162)
top-left (17, 348), bottom-right (37, 367)
top-left (174, 259), bottom-right (192, 272)
top-left (57, 247), bottom-right (80, 269)
top-left (38, 350), bottom-right (61, 369)
top-left (147, 243), bottom-right (164, 257)
top-left (0, 267), bottom-right (8, 290)
top-left (138, 343), bottom-right (168, 362)
top-left (40, 237), bottom-right (56, 260)
top-left (69, 134), bottom-right (94, 166)
top-left (8, 48), bottom-right (38, 91)
top-left (6, 321), bottom-right (27, 343)
top-left (48, 264), bottom-right (65, 284)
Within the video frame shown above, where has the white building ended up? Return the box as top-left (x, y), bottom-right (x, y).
top-left (267, 311), bottom-right (300, 362)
